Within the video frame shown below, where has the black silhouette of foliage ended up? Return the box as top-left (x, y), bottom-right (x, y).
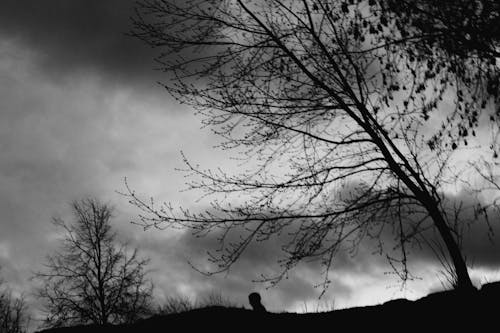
top-left (383, 0), bottom-right (500, 61)
top-left (0, 274), bottom-right (28, 333)
top-left (380, 0), bottom-right (500, 153)
top-left (35, 199), bottom-right (153, 328)
top-left (128, 0), bottom-right (499, 292)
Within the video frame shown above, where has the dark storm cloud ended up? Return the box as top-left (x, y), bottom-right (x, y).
top-left (0, 0), bottom-right (158, 86)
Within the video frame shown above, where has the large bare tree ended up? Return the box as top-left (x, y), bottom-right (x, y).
top-left (35, 198), bottom-right (153, 328)
top-left (128, 0), bottom-right (499, 292)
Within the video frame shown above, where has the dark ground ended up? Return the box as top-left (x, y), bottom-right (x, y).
top-left (38, 281), bottom-right (500, 332)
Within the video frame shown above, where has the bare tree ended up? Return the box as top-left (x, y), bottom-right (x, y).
top-left (35, 198), bottom-right (153, 328)
top-left (0, 273), bottom-right (28, 333)
top-left (128, 0), bottom-right (499, 292)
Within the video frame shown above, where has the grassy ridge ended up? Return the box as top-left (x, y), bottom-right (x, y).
top-left (38, 282), bottom-right (500, 332)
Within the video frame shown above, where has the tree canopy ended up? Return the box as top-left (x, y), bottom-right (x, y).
top-left (129, 0), bottom-right (499, 292)
top-left (0, 271), bottom-right (28, 333)
top-left (35, 199), bottom-right (153, 327)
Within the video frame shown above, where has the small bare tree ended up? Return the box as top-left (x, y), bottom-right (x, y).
top-left (0, 274), bottom-right (28, 333)
top-left (35, 198), bottom-right (153, 328)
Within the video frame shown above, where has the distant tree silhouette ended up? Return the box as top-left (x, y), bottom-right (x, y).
top-left (0, 271), bottom-right (28, 333)
top-left (34, 198), bottom-right (153, 328)
top-left (129, 0), bottom-right (500, 292)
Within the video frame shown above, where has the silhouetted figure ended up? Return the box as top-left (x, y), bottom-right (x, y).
top-left (248, 292), bottom-right (267, 313)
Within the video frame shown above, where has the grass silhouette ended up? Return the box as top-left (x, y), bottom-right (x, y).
top-left (156, 291), bottom-right (237, 316)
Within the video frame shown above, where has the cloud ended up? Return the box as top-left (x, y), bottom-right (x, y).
top-left (0, 39), bottom-right (215, 311)
top-left (0, 37), bottom-right (256, 319)
top-left (0, 0), bottom-right (158, 88)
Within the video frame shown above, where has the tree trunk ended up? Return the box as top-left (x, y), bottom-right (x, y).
top-left (373, 130), bottom-right (475, 291)
top-left (427, 203), bottom-right (475, 291)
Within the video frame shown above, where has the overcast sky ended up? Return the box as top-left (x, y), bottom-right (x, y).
top-left (0, 1), bottom-right (499, 328)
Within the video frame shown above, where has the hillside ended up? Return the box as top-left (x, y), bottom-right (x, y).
top-left (38, 281), bottom-right (499, 332)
